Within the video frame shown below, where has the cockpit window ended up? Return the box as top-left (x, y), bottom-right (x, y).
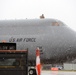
top-left (52, 22), bottom-right (60, 26)
top-left (51, 20), bottom-right (66, 26)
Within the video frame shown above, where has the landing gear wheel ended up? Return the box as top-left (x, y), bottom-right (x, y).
top-left (29, 68), bottom-right (37, 75)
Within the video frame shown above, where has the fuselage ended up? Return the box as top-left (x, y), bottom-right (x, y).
top-left (0, 19), bottom-right (76, 64)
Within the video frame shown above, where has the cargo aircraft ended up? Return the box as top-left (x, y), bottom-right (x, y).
top-left (0, 18), bottom-right (76, 65)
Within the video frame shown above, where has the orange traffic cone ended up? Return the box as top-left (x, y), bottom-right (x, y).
top-left (36, 47), bottom-right (41, 75)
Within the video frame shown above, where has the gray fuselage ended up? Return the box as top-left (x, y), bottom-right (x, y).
top-left (0, 19), bottom-right (76, 64)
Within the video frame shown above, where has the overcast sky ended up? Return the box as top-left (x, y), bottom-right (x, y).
top-left (0, 0), bottom-right (76, 31)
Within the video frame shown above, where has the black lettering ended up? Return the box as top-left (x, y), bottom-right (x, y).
top-left (25, 38), bottom-right (36, 42)
top-left (9, 37), bottom-right (36, 42)
top-left (31, 38), bottom-right (34, 42)
top-left (28, 38), bottom-right (32, 42)
top-left (23, 38), bottom-right (26, 42)
top-left (9, 37), bottom-right (15, 42)
top-left (26, 38), bottom-right (29, 42)
top-left (32, 38), bottom-right (36, 42)
top-left (16, 38), bottom-right (23, 42)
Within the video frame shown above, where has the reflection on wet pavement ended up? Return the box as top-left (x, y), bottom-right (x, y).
top-left (42, 71), bottom-right (76, 75)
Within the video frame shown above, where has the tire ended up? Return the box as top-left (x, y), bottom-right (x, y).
top-left (29, 68), bottom-right (37, 75)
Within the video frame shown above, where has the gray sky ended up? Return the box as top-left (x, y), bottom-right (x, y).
top-left (0, 0), bottom-right (76, 31)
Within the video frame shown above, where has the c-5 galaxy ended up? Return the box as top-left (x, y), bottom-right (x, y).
top-left (0, 17), bottom-right (76, 65)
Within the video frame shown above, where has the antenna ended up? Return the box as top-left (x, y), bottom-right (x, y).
top-left (40, 14), bottom-right (45, 19)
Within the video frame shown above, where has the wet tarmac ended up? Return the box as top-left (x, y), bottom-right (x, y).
top-left (42, 71), bottom-right (76, 75)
